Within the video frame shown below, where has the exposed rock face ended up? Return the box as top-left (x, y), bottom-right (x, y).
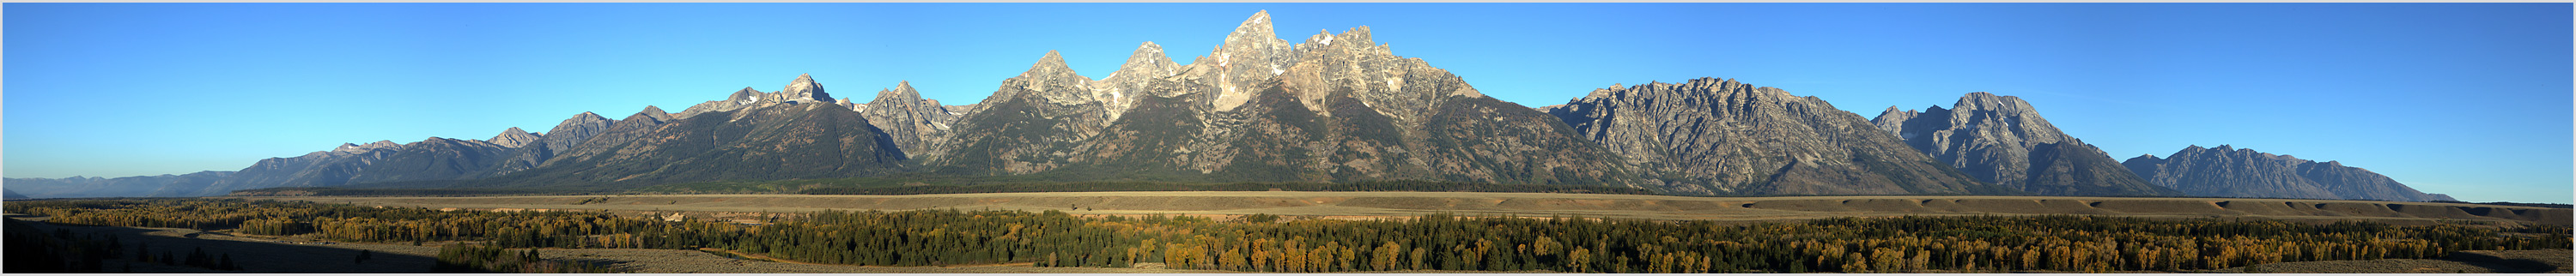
top-left (487, 127), bottom-right (543, 148)
top-left (513, 105), bottom-right (680, 177)
top-left (1091, 42), bottom-right (1184, 120)
top-left (928, 12), bottom-right (1634, 186)
top-left (1546, 78), bottom-right (2004, 195)
top-left (1199, 10), bottom-right (1300, 111)
top-left (1871, 93), bottom-right (2174, 196)
top-left (780, 73), bottom-right (832, 104)
top-left (928, 51), bottom-right (1118, 174)
top-left (1189, 25), bottom-right (1615, 185)
top-left (855, 81), bottom-right (963, 157)
top-left (336, 141), bottom-right (404, 153)
top-left (678, 75), bottom-right (836, 119)
top-left (4, 171), bottom-right (233, 198)
top-left (540, 112), bottom-right (617, 154)
top-left (2125, 145), bottom-right (2456, 201)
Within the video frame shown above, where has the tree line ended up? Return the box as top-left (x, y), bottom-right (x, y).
top-left (6, 198), bottom-right (2567, 273)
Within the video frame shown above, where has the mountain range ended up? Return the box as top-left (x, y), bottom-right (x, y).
top-left (3, 11), bottom-right (2457, 202)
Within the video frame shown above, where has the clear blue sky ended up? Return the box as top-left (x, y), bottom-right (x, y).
top-left (7, 3), bottom-right (2567, 203)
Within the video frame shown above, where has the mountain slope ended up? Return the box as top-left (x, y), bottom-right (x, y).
top-left (929, 12), bottom-right (1636, 187)
top-left (2124, 145), bottom-right (2454, 201)
top-left (854, 81), bottom-right (964, 158)
top-left (185, 141), bottom-right (406, 195)
top-left (926, 51), bottom-right (1119, 175)
top-left (487, 111), bottom-right (619, 177)
top-left (483, 81), bottom-right (908, 186)
top-left (1871, 93), bottom-right (2175, 196)
top-left (1546, 78), bottom-right (2005, 195)
top-left (341, 137), bottom-right (516, 183)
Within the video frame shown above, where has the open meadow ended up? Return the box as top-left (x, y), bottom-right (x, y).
top-left (252, 191), bottom-right (2571, 225)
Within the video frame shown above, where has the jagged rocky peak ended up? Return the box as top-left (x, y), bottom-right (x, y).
top-left (1112, 41), bottom-right (1181, 80)
top-left (677, 74), bottom-right (842, 118)
top-left (1088, 41), bottom-right (1184, 119)
top-left (1886, 92), bottom-right (2074, 149)
top-left (988, 51), bottom-right (1098, 106)
top-left (636, 105), bottom-right (673, 122)
top-left (860, 80), bottom-right (967, 158)
top-left (1297, 26), bottom-right (1386, 53)
top-left (884, 81), bottom-right (923, 99)
top-left (334, 140), bottom-right (404, 153)
top-left (732, 87), bottom-right (760, 101)
top-left (1871, 106), bottom-right (1918, 134)
top-left (780, 73), bottom-right (832, 103)
top-left (1226, 10), bottom-right (1282, 48)
top-left (542, 111), bottom-right (618, 148)
top-left (1550, 77), bottom-right (1999, 195)
top-left (1954, 92), bottom-right (2034, 112)
top-left (488, 127), bottom-right (543, 148)
top-left (1019, 51), bottom-right (1084, 87)
top-left (1873, 92), bottom-right (2169, 196)
top-left (861, 81), bottom-right (931, 117)
top-left (1245, 22), bottom-right (1479, 121)
top-left (1035, 50), bottom-right (1071, 72)
top-left (1200, 10), bottom-right (1301, 111)
top-left (570, 111), bottom-right (606, 121)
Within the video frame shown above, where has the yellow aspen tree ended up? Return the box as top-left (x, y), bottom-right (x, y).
top-left (1567, 247), bottom-right (1591, 273)
top-left (1373, 242), bottom-right (1400, 271)
top-left (1843, 252), bottom-right (1868, 273)
top-left (1909, 249), bottom-right (1931, 272)
top-left (1410, 248), bottom-right (1428, 271)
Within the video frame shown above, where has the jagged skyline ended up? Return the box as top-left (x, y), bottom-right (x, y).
top-left (6, 3), bottom-right (2567, 203)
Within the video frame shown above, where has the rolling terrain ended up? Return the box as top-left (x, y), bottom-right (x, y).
top-left (254, 192), bottom-right (2570, 225)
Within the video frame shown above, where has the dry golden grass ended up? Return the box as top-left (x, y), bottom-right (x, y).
top-left (244, 191), bottom-right (2570, 225)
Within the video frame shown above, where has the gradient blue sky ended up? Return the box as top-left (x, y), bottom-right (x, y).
top-left (6, 3), bottom-right (2567, 203)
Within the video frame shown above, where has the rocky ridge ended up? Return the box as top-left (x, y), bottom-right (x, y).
top-left (489, 85), bottom-right (908, 185)
top-left (181, 127), bottom-right (544, 195)
top-left (854, 81), bottom-right (966, 158)
top-left (1871, 93), bottom-right (2174, 196)
top-left (2124, 145), bottom-right (2455, 201)
top-left (927, 51), bottom-right (1121, 175)
top-left (677, 74), bottom-right (837, 119)
top-left (929, 11), bottom-right (1632, 186)
top-left (487, 111), bottom-right (620, 176)
top-left (487, 127), bottom-right (542, 148)
top-left (1546, 78), bottom-right (2003, 195)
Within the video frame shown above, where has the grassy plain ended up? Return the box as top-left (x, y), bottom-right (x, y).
top-left (249, 191), bottom-right (2571, 225)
